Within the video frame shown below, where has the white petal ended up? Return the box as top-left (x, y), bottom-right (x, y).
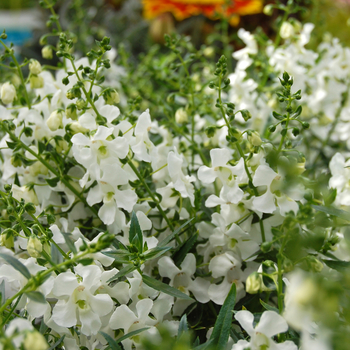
top-left (136, 298), bottom-right (153, 320)
top-left (110, 305), bottom-right (137, 332)
top-left (276, 196), bottom-right (299, 216)
top-left (79, 306), bottom-right (102, 336)
top-left (253, 190), bottom-right (276, 214)
top-left (52, 299), bottom-right (77, 327)
top-left (253, 165), bottom-right (278, 187)
top-left (234, 310), bottom-right (255, 336)
top-left (180, 253), bottom-right (196, 276)
top-left (255, 311), bottom-right (288, 337)
top-left (99, 201), bottom-right (117, 225)
top-left (100, 105), bottom-right (120, 123)
top-left (188, 277), bottom-right (210, 303)
top-left (53, 272), bottom-right (79, 296)
top-left (158, 256), bottom-right (179, 280)
top-left (90, 294), bottom-right (113, 317)
top-left (210, 148), bottom-right (231, 168)
top-left (198, 166), bottom-right (217, 184)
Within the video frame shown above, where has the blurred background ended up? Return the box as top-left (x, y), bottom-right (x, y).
top-left (1, 0), bottom-right (350, 62)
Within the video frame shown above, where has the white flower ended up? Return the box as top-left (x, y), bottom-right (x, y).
top-left (131, 109), bottom-right (157, 162)
top-left (30, 75), bottom-right (44, 89)
top-left (27, 235), bottom-right (43, 258)
top-left (208, 252), bottom-right (245, 305)
top-left (158, 253), bottom-right (210, 303)
top-left (51, 264), bottom-right (113, 336)
top-left (23, 331), bottom-right (49, 350)
top-left (0, 82), bottom-right (16, 104)
top-left (232, 310), bottom-right (297, 350)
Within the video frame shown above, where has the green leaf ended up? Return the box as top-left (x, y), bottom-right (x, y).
top-left (173, 232), bottom-right (198, 266)
top-left (159, 218), bottom-right (194, 247)
top-left (103, 249), bottom-right (132, 263)
top-left (312, 205), bottom-right (350, 221)
top-left (51, 243), bottom-right (62, 265)
top-left (178, 314), bottom-right (189, 338)
top-left (143, 246), bottom-right (172, 260)
top-left (0, 280), bottom-right (5, 306)
top-left (25, 291), bottom-right (46, 304)
top-left (142, 275), bottom-right (193, 301)
top-left (129, 211), bottom-right (143, 253)
top-left (61, 233), bottom-right (77, 254)
top-left (292, 105), bottom-right (302, 118)
top-left (323, 259), bottom-right (350, 271)
top-left (100, 331), bottom-right (122, 350)
top-left (107, 264), bottom-right (137, 284)
top-left (272, 111), bottom-right (284, 121)
top-left (46, 177), bottom-right (60, 188)
top-left (116, 327), bottom-right (150, 343)
top-left (47, 335), bottom-right (65, 350)
top-left (78, 258), bottom-right (94, 266)
top-left (260, 299), bottom-right (279, 313)
top-left (210, 283), bottom-right (236, 350)
top-left (0, 253), bottom-right (31, 280)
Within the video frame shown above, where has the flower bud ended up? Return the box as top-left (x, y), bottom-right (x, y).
top-left (103, 89), bottom-right (120, 105)
top-left (65, 103), bottom-right (78, 120)
top-left (246, 272), bottom-right (262, 294)
top-left (263, 4), bottom-right (274, 16)
top-left (280, 22), bottom-right (295, 40)
top-left (203, 47), bottom-right (215, 57)
top-left (0, 232), bottom-right (14, 249)
top-left (29, 59), bottom-right (42, 75)
top-left (46, 110), bottom-right (63, 131)
top-left (76, 98), bottom-right (86, 110)
top-left (175, 108), bottom-right (188, 124)
top-left (30, 75), bottom-right (44, 89)
top-left (68, 121), bottom-right (88, 134)
top-left (0, 82), bottom-right (17, 104)
top-left (41, 45), bottom-right (53, 59)
top-left (247, 131), bottom-right (262, 147)
top-left (24, 330), bottom-right (49, 350)
top-left (27, 235), bottom-right (43, 258)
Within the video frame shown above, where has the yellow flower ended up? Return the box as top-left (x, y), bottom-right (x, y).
top-left (142, 0), bottom-right (263, 26)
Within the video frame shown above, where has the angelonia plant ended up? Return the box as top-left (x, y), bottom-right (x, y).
top-left (0, 0), bottom-right (349, 349)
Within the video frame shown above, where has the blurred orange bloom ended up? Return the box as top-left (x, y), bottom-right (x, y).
top-left (142, 0), bottom-right (263, 25)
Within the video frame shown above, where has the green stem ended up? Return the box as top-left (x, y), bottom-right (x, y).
top-left (126, 158), bottom-right (177, 235)
top-left (277, 97), bottom-right (292, 154)
top-left (217, 74), bottom-right (266, 242)
top-left (0, 40), bottom-right (31, 108)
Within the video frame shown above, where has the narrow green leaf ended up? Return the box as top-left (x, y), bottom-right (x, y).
top-left (46, 177), bottom-right (60, 188)
top-left (61, 233), bottom-right (77, 254)
top-left (51, 243), bottom-right (62, 265)
top-left (159, 218), bottom-right (194, 247)
top-left (178, 314), bottom-right (189, 338)
top-left (142, 275), bottom-right (193, 301)
top-left (129, 211), bottom-right (143, 253)
top-left (173, 232), bottom-right (198, 266)
top-left (0, 280), bottom-right (5, 306)
top-left (312, 205), bottom-right (350, 221)
top-left (292, 105), bottom-right (302, 118)
top-left (260, 299), bottom-right (279, 313)
top-left (107, 264), bottom-right (137, 284)
top-left (100, 331), bottom-right (122, 350)
top-left (103, 249), bottom-right (132, 263)
top-left (47, 335), bottom-right (65, 350)
top-left (210, 283), bottom-right (236, 350)
top-left (143, 246), bottom-right (172, 260)
top-left (0, 253), bottom-right (31, 280)
top-left (25, 291), bottom-right (46, 304)
top-left (78, 258), bottom-right (94, 266)
top-left (116, 327), bottom-right (150, 343)
top-left (272, 111), bottom-right (284, 121)
top-left (323, 259), bottom-right (350, 271)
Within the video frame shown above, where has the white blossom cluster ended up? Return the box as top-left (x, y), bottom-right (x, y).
top-left (0, 19), bottom-right (349, 350)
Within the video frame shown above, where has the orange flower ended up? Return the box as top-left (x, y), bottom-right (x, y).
top-left (142, 0), bottom-right (263, 25)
